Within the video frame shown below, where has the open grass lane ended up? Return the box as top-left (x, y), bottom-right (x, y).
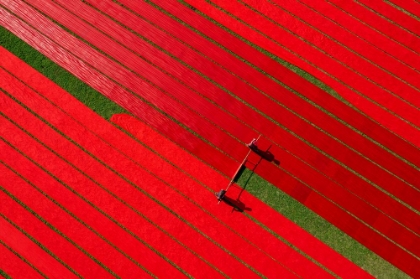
top-left (112, 113), bottom-right (374, 279)
top-left (14, 0), bottom-right (420, 217)
top-left (0, 49), bottom-right (346, 278)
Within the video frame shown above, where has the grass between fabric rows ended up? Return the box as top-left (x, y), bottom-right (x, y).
top-left (268, 0), bottom-right (415, 98)
top-left (0, 90), bottom-right (206, 277)
top-left (142, 1), bottom-right (420, 228)
top-left (0, 25), bottom-right (408, 278)
top-left (0, 136), bottom-right (159, 278)
top-left (0, 26), bottom-right (126, 119)
top-left (174, 0), bottom-right (340, 99)
top-left (22, 0), bottom-right (234, 162)
top-left (386, 1), bottom-right (420, 21)
top-left (1, 31), bottom-right (280, 278)
top-left (236, 169), bottom-right (409, 279)
top-left (106, 0), bottom-right (420, 217)
top-left (0, 268), bottom-right (11, 279)
top-left (1, 57), bottom-right (284, 278)
top-left (0, 195), bottom-right (82, 278)
top-left (186, 0), bottom-right (419, 172)
top-left (0, 238), bottom-right (47, 278)
top-left (355, 0), bottom-right (420, 38)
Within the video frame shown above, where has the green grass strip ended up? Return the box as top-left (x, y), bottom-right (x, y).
top-left (0, 14), bottom-right (411, 279)
top-left (0, 269), bottom-right (11, 279)
top-left (0, 26), bottom-right (126, 119)
top-left (236, 168), bottom-right (410, 279)
top-left (148, 0), bottom-right (420, 186)
top-left (2, 4), bottom-right (234, 163)
top-left (0, 26), bottom-right (257, 278)
top-left (267, 0), bottom-right (420, 99)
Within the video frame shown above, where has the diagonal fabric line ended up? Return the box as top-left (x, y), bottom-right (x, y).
top-left (0, 163), bottom-right (115, 279)
top-left (179, 0), bottom-right (420, 147)
top-left (111, 113), bottom-right (374, 279)
top-left (356, 0), bottom-right (420, 37)
top-left (326, 0), bottom-right (420, 53)
top-left (88, 0), bottom-right (420, 183)
top-left (0, 119), bottom-right (169, 278)
top-left (0, 210), bottom-right (78, 279)
top-left (0, 93), bottom-right (227, 278)
top-left (1, 0), bottom-right (418, 278)
top-left (207, 0), bottom-right (420, 127)
top-left (267, 0), bottom-right (420, 94)
top-left (298, 0), bottom-right (420, 70)
top-left (0, 48), bottom-right (362, 278)
top-left (0, 239), bottom-right (46, 279)
top-left (0, 1), bottom-right (420, 274)
top-left (0, 67), bottom-right (294, 278)
top-left (386, 0), bottom-right (420, 19)
top-left (30, 0), bottom-right (420, 214)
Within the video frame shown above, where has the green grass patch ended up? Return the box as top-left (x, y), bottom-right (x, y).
top-left (0, 269), bottom-right (11, 279)
top-left (0, 26), bottom-right (126, 120)
top-left (1, 17), bottom-right (411, 279)
top-left (236, 168), bottom-right (410, 278)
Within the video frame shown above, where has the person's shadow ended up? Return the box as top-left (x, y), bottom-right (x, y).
top-left (252, 145), bottom-right (280, 165)
top-left (221, 195), bottom-right (252, 212)
top-left (217, 166), bottom-right (253, 213)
